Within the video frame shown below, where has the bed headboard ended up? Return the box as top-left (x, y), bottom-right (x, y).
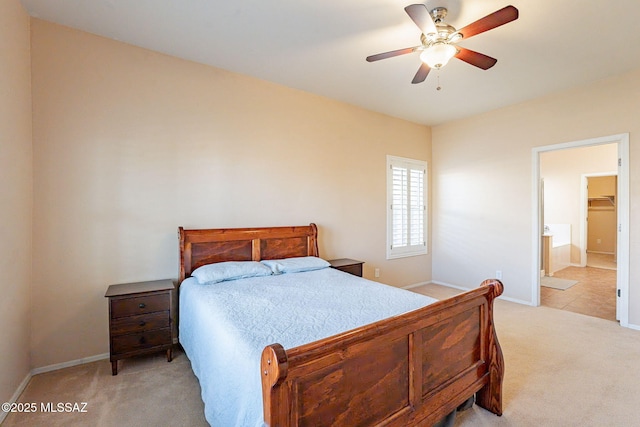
top-left (178, 223), bottom-right (319, 283)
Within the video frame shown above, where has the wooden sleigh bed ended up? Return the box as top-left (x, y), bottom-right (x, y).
top-left (178, 223), bottom-right (504, 427)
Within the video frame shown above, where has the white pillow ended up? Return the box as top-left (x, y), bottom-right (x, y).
top-left (191, 261), bottom-right (272, 284)
top-left (261, 256), bottom-right (330, 275)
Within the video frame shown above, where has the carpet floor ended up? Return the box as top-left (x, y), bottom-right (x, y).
top-left (4, 283), bottom-right (640, 426)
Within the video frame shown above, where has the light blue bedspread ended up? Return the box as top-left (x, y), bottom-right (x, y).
top-left (179, 267), bottom-right (437, 427)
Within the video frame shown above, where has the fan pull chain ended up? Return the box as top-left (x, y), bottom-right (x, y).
top-left (436, 71), bottom-right (442, 91)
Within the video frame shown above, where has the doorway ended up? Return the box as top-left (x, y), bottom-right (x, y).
top-left (584, 174), bottom-right (617, 267)
top-left (532, 134), bottom-right (629, 326)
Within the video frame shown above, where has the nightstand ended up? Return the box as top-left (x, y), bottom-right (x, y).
top-left (328, 258), bottom-right (364, 277)
top-left (105, 279), bottom-right (175, 375)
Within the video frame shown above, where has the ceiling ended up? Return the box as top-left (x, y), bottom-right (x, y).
top-left (20, 0), bottom-right (640, 126)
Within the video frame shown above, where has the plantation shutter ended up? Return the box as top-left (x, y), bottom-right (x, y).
top-left (387, 156), bottom-right (427, 259)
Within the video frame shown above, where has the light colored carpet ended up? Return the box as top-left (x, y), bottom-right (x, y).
top-left (5, 283), bottom-right (640, 426)
top-left (1, 350), bottom-right (207, 427)
top-left (415, 284), bottom-right (640, 427)
top-left (541, 276), bottom-right (579, 290)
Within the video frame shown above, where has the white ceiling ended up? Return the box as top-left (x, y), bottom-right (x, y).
top-left (20, 0), bottom-right (640, 126)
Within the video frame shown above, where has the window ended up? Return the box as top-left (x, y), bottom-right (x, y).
top-left (386, 155), bottom-right (427, 259)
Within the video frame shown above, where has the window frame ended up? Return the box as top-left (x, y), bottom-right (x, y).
top-left (386, 155), bottom-right (428, 260)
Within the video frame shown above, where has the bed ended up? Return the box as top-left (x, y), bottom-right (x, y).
top-left (178, 223), bottom-right (504, 426)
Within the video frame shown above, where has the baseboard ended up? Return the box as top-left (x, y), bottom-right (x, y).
top-left (31, 352), bottom-right (110, 376)
top-left (401, 281), bottom-right (431, 290)
top-left (0, 372), bottom-right (32, 424)
top-left (1, 352), bottom-right (110, 422)
top-left (587, 250), bottom-right (615, 255)
top-left (429, 280), bottom-right (470, 292)
top-left (430, 280), bottom-right (534, 306)
top-left (623, 322), bottom-right (640, 331)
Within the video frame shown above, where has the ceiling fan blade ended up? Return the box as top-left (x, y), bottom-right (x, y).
top-left (455, 47), bottom-right (497, 70)
top-left (457, 5), bottom-right (519, 40)
top-left (366, 46), bottom-right (418, 62)
top-left (411, 63), bottom-right (431, 84)
top-left (404, 4), bottom-right (437, 35)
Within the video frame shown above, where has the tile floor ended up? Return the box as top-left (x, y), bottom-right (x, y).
top-left (540, 253), bottom-right (617, 321)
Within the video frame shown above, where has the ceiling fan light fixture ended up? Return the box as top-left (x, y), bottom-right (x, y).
top-left (420, 42), bottom-right (457, 69)
top-left (367, 4), bottom-right (519, 84)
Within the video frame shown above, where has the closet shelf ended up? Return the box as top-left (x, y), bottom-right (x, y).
top-left (588, 195), bottom-right (615, 207)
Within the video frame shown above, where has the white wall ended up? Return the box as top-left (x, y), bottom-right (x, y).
top-left (30, 20), bottom-right (432, 368)
top-left (0, 0), bottom-right (32, 407)
top-left (432, 68), bottom-right (640, 324)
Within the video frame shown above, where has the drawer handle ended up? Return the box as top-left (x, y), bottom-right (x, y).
top-left (138, 303), bottom-right (146, 309)
top-left (139, 321), bottom-right (146, 327)
top-left (139, 336), bottom-right (146, 344)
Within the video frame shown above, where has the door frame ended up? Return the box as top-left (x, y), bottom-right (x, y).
top-left (531, 133), bottom-right (629, 327)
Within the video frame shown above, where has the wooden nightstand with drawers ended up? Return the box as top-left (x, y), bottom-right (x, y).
top-left (105, 279), bottom-right (175, 375)
top-left (328, 258), bottom-right (364, 277)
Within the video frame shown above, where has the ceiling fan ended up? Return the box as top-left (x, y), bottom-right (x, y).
top-left (366, 4), bottom-right (519, 84)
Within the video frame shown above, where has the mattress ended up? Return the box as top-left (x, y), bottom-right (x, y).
top-left (179, 267), bottom-right (437, 426)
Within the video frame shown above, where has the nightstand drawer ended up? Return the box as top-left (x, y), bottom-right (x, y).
top-left (111, 293), bottom-right (170, 318)
top-left (328, 258), bottom-right (364, 277)
top-left (106, 279), bottom-right (175, 375)
top-left (111, 327), bottom-right (172, 355)
top-left (336, 263), bottom-right (363, 277)
top-left (110, 311), bottom-right (170, 335)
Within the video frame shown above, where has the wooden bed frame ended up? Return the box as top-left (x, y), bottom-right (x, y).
top-left (178, 223), bottom-right (504, 427)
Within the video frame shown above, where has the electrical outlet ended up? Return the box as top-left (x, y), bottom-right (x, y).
top-left (496, 270), bottom-right (502, 280)
top-left (374, 268), bottom-right (380, 278)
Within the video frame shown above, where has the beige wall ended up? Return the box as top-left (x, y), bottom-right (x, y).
top-left (30, 20), bottom-right (432, 368)
top-left (432, 68), bottom-right (640, 324)
top-left (0, 0), bottom-right (32, 405)
top-left (541, 144), bottom-right (618, 263)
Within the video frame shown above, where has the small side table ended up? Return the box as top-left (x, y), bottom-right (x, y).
top-left (328, 258), bottom-right (364, 277)
top-left (105, 279), bottom-right (175, 375)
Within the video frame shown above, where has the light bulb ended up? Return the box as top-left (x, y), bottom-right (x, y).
top-left (420, 42), bottom-right (457, 69)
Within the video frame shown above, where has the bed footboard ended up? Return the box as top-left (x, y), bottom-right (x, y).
top-left (261, 279), bottom-right (504, 426)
